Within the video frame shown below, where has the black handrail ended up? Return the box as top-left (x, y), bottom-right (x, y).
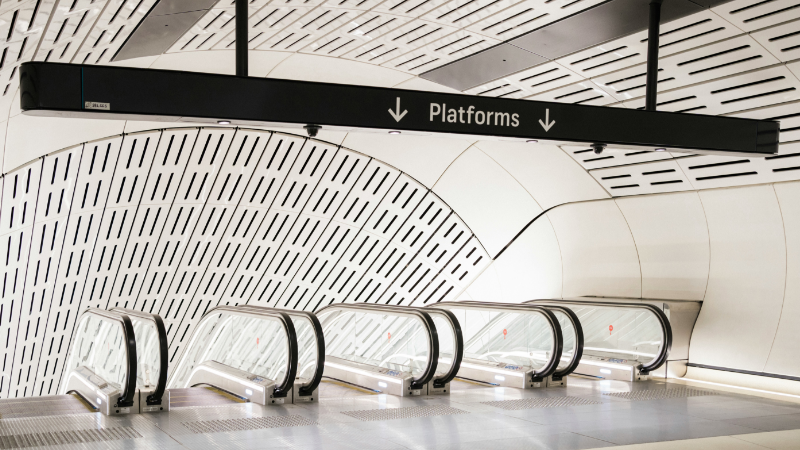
top-left (432, 301), bottom-right (564, 380)
top-left (73, 308), bottom-right (137, 408)
top-left (236, 306), bottom-right (325, 397)
top-left (316, 303), bottom-right (439, 390)
top-left (172, 306), bottom-right (298, 398)
top-left (541, 305), bottom-right (584, 379)
top-left (111, 307), bottom-right (169, 405)
top-left (526, 299), bottom-right (672, 374)
top-left (424, 308), bottom-right (464, 388)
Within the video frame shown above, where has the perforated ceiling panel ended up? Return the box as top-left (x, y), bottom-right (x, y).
top-left (165, 0), bottom-right (607, 75)
top-left (443, 0), bottom-right (800, 197)
top-left (0, 127), bottom-right (489, 399)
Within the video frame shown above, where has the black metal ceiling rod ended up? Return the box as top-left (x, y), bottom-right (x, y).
top-left (236, 0), bottom-right (248, 77)
top-left (645, 0), bottom-right (663, 111)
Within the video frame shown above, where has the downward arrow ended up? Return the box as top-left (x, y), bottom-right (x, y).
top-left (388, 97), bottom-right (408, 122)
top-left (539, 108), bottom-right (556, 132)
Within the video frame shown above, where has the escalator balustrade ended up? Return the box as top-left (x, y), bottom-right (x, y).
top-left (61, 307), bottom-right (170, 415)
top-left (525, 298), bottom-right (693, 382)
top-left (431, 302), bottom-right (568, 388)
top-left (316, 303), bottom-right (462, 396)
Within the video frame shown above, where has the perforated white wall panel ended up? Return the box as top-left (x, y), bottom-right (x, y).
top-left (0, 127), bottom-right (488, 398)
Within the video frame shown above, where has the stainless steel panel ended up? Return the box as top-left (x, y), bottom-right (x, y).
top-left (292, 377), bottom-right (318, 404)
top-left (150, 0), bottom-right (218, 15)
top-left (184, 361), bottom-right (280, 406)
top-left (419, 44), bottom-right (548, 92)
top-left (574, 357), bottom-right (648, 382)
top-left (510, 0), bottom-right (704, 60)
top-left (113, 10), bottom-right (207, 61)
top-left (62, 366), bottom-right (140, 416)
top-left (323, 356), bottom-right (418, 397)
top-left (424, 380), bottom-right (450, 395)
top-left (139, 387), bottom-right (170, 413)
top-left (456, 358), bottom-right (542, 389)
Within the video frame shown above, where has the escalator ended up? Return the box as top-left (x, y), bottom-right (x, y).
top-left (526, 298), bottom-right (696, 381)
top-left (431, 302), bottom-right (576, 388)
top-left (316, 303), bottom-right (463, 396)
top-left (60, 307), bottom-right (169, 415)
top-left (166, 305), bottom-right (324, 405)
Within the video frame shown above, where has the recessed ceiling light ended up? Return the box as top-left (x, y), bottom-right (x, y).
top-left (655, 148), bottom-right (666, 152)
top-left (389, 131), bottom-right (401, 135)
top-left (526, 139), bottom-right (538, 143)
top-left (217, 120), bottom-right (231, 125)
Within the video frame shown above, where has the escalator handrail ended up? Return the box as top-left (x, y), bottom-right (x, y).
top-left (540, 305), bottom-right (584, 378)
top-left (111, 307), bottom-right (169, 405)
top-left (74, 308), bottom-right (138, 407)
top-left (235, 306), bottom-right (325, 397)
top-left (315, 303), bottom-right (439, 390)
top-left (424, 308), bottom-right (464, 388)
top-left (526, 299), bottom-right (672, 374)
top-left (171, 306), bottom-right (298, 398)
top-left (431, 301), bottom-right (564, 379)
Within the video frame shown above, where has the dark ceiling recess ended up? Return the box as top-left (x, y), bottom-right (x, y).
top-left (421, 0), bottom-right (735, 92)
top-left (112, 0), bottom-right (218, 62)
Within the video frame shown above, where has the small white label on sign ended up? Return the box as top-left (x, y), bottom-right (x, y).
top-left (119, 407), bottom-right (130, 414)
top-left (142, 405), bottom-right (160, 412)
top-left (85, 101), bottom-right (110, 110)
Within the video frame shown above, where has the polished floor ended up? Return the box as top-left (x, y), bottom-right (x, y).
top-left (0, 377), bottom-right (799, 449)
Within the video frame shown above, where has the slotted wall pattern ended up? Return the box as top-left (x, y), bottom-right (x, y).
top-left (0, 127), bottom-right (490, 399)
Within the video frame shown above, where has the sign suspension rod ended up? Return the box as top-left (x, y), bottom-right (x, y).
top-left (236, 0), bottom-right (248, 77)
top-left (645, 0), bottom-right (663, 111)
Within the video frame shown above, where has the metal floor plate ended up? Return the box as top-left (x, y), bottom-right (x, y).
top-left (482, 396), bottom-right (601, 410)
top-left (0, 426), bottom-right (141, 448)
top-left (0, 395), bottom-right (95, 419)
top-left (182, 415), bottom-right (316, 434)
top-left (341, 405), bottom-right (469, 421)
top-left (0, 379), bottom-right (798, 450)
top-left (169, 387), bottom-right (245, 408)
top-left (603, 388), bottom-right (719, 400)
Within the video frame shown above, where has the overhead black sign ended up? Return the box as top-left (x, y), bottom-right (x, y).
top-left (20, 62), bottom-right (778, 155)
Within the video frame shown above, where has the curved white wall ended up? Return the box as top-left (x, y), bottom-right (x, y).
top-left (692, 186), bottom-right (787, 372)
top-left (616, 192), bottom-right (710, 301)
top-left (548, 201), bottom-right (642, 299)
top-left (764, 182), bottom-right (800, 376)
top-left (465, 181), bottom-right (800, 378)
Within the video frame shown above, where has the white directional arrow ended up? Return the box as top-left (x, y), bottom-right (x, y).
top-left (539, 108), bottom-right (555, 132)
top-left (388, 97), bottom-right (408, 122)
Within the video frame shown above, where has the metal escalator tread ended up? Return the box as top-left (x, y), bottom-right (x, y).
top-left (318, 379), bottom-right (378, 398)
top-left (450, 379), bottom-right (495, 390)
top-left (0, 394), bottom-right (97, 419)
top-left (168, 387), bottom-right (246, 408)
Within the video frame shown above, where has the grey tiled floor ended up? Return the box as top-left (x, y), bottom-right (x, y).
top-left (1, 378), bottom-right (800, 449)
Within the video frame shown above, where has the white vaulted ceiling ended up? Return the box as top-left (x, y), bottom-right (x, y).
top-left (3, 0), bottom-right (800, 199)
top-left (0, 127), bottom-right (491, 398)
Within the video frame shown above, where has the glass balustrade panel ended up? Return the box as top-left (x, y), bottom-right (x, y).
top-left (552, 310), bottom-right (576, 372)
top-left (429, 313), bottom-right (455, 377)
top-left (292, 316), bottom-right (319, 381)
top-left (170, 311), bottom-right (290, 388)
top-left (64, 314), bottom-right (129, 390)
top-left (444, 308), bottom-right (554, 371)
top-left (570, 305), bottom-right (663, 365)
top-left (318, 310), bottom-right (431, 378)
top-left (129, 317), bottom-right (161, 389)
